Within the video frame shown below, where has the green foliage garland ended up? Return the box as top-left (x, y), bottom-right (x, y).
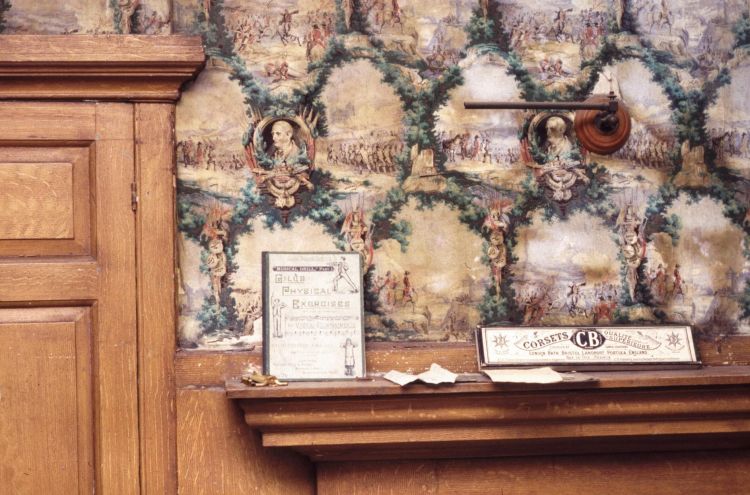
top-left (180, 0), bottom-right (750, 340)
top-left (0, 1), bottom-right (9, 33)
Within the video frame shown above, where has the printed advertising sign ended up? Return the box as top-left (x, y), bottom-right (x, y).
top-left (477, 326), bottom-right (700, 370)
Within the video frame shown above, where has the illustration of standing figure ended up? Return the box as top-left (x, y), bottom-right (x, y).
top-left (205, 239), bottom-right (227, 306)
top-left (271, 298), bottom-right (287, 338)
top-left (342, 337), bottom-right (358, 376)
top-left (385, 271), bottom-right (397, 306)
top-left (332, 256), bottom-right (359, 294)
top-left (673, 264), bottom-right (684, 299)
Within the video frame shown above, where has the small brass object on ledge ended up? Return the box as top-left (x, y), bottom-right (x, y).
top-left (241, 372), bottom-right (288, 387)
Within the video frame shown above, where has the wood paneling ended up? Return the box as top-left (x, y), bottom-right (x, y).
top-left (176, 351), bottom-right (264, 388)
top-left (0, 307), bottom-right (93, 495)
top-left (135, 103), bottom-right (178, 495)
top-left (318, 452), bottom-right (750, 495)
top-left (318, 461), bottom-right (437, 495)
top-left (0, 260), bottom-right (98, 302)
top-left (0, 146), bottom-right (92, 256)
top-left (176, 389), bottom-right (315, 495)
top-left (0, 162), bottom-right (74, 239)
top-left (92, 102), bottom-right (139, 494)
top-left (0, 102), bottom-right (96, 141)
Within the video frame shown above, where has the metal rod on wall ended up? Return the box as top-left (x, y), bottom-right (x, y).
top-left (463, 100), bottom-right (617, 112)
top-left (462, 92), bottom-right (631, 154)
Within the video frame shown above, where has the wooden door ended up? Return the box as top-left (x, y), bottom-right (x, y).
top-left (0, 102), bottom-right (140, 494)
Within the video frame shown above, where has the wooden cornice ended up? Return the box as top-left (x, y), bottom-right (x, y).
top-left (0, 36), bottom-right (205, 102)
top-left (228, 366), bottom-right (750, 462)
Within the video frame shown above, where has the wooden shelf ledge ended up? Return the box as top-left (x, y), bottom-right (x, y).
top-left (0, 36), bottom-right (205, 102)
top-left (227, 366), bottom-right (750, 461)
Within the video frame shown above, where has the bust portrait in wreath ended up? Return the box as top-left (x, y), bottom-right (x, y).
top-left (265, 119), bottom-right (305, 167)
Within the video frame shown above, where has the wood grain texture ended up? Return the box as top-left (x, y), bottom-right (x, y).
top-left (0, 78), bottom-right (194, 102)
top-left (231, 368), bottom-right (750, 461)
top-left (176, 351), bottom-right (264, 388)
top-left (318, 452), bottom-right (750, 495)
top-left (318, 461), bottom-right (437, 495)
top-left (0, 35), bottom-right (204, 64)
top-left (0, 146), bottom-right (92, 256)
top-left (176, 389), bottom-right (315, 495)
top-left (135, 103), bottom-right (178, 495)
top-left (0, 162), bottom-right (74, 239)
top-left (0, 36), bottom-right (205, 102)
top-left (0, 260), bottom-right (98, 302)
top-left (0, 102), bottom-right (96, 140)
top-left (0, 307), bottom-right (93, 495)
top-left (226, 365), bottom-right (750, 399)
top-left (177, 335), bottom-right (750, 387)
top-left (93, 103), bottom-right (140, 494)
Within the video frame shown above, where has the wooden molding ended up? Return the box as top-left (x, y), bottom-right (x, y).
top-left (228, 367), bottom-right (750, 462)
top-left (0, 36), bottom-right (205, 102)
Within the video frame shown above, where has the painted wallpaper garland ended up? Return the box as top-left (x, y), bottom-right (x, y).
top-left (3, 0), bottom-right (750, 350)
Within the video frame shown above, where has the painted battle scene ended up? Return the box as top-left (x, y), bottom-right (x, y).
top-left (4, 0), bottom-right (750, 349)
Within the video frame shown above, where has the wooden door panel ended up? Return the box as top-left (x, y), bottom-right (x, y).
top-left (0, 307), bottom-right (94, 495)
top-left (0, 102), bottom-right (139, 494)
top-left (0, 162), bottom-right (74, 238)
top-left (0, 146), bottom-right (92, 256)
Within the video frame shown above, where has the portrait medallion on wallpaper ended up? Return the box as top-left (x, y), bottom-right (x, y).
top-left (6, 0), bottom-right (747, 349)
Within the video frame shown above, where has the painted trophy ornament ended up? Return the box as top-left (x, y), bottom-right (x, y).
top-left (245, 105), bottom-right (319, 220)
top-left (524, 111), bottom-right (590, 203)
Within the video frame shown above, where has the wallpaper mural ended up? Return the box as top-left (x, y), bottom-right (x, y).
top-left (3, 0), bottom-right (750, 350)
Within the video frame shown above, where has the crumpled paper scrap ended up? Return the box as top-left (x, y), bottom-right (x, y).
top-left (383, 363), bottom-right (458, 386)
top-left (483, 367), bottom-right (564, 384)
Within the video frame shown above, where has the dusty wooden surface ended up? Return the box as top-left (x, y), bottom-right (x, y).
top-left (176, 389), bottom-right (315, 495)
top-left (317, 452), bottom-right (750, 495)
top-left (227, 365), bottom-right (750, 398)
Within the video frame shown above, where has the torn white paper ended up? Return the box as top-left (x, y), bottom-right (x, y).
top-left (483, 367), bottom-right (564, 384)
top-left (383, 369), bottom-right (419, 386)
top-left (383, 363), bottom-right (458, 386)
top-left (417, 363), bottom-right (458, 385)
